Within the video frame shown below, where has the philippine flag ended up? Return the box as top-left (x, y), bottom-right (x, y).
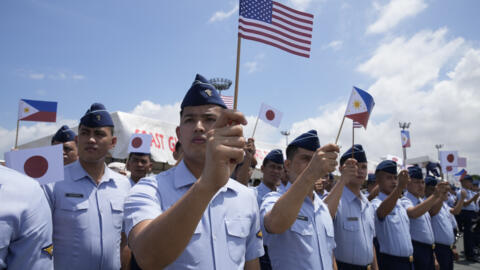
top-left (18, 99), bottom-right (57, 122)
top-left (4, 144), bottom-right (64, 185)
top-left (401, 130), bottom-right (411, 148)
top-left (344, 87), bottom-right (375, 128)
top-left (455, 168), bottom-right (467, 181)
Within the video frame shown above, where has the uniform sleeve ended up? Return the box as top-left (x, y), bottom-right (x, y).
top-left (371, 198), bottom-right (385, 221)
top-left (400, 197), bottom-right (413, 210)
top-left (41, 183), bottom-right (55, 211)
top-left (123, 177), bottom-right (163, 237)
top-left (13, 183), bottom-right (53, 270)
top-left (259, 192), bottom-right (281, 245)
top-left (245, 194), bottom-right (265, 261)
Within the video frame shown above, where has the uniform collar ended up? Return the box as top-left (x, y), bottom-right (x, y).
top-left (258, 182), bottom-right (275, 192)
top-left (405, 191), bottom-right (421, 204)
top-left (70, 160), bottom-right (113, 184)
top-left (174, 160), bottom-right (239, 194)
top-left (378, 192), bottom-right (388, 200)
top-left (344, 186), bottom-right (368, 210)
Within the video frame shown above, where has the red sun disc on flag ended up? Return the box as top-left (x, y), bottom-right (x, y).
top-left (446, 166), bottom-right (452, 172)
top-left (131, 137), bottom-right (143, 148)
top-left (392, 157), bottom-right (398, 162)
top-left (447, 154), bottom-right (455, 163)
top-left (24, 155), bottom-right (49, 178)
top-left (265, 110), bottom-right (275, 121)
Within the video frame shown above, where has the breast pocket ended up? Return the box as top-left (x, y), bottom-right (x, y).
top-left (58, 198), bottom-right (89, 229)
top-left (110, 199), bottom-right (124, 230)
top-left (225, 218), bottom-right (251, 264)
top-left (388, 212), bottom-right (400, 223)
top-left (343, 218), bottom-right (360, 232)
top-left (290, 220), bottom-right (314, 236)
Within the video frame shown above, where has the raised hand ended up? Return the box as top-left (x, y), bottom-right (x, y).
top-left (303, 143), bottom-right (339, 183)
top-left (397, 170), bottom-right (410, 190)
top-left (201, 110), bottom-right (248, 190)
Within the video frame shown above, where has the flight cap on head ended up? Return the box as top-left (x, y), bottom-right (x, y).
top-left (180, 74), bottom-right (227, 110)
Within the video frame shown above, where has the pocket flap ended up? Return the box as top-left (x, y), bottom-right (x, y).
top-left (290, 220), bottom-right (314, 236)
top-left (225, 218), bottom-right (251, 238)
top-left (110, 199), bottom-right (124, 212)
top-left (59, 198), bottom-right (89, 211)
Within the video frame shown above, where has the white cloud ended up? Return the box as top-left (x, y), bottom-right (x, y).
top-left (244, 54), bottom-right (265, 74)
top-left (29, 73), bottom-right (45, 80)
top-left (0, 119), bottom-right (78, 161)
top-left (209, 4), bottom-right (238, 23)
top-left (288, 28), bottom-right (480, 174)
top-left (72, 74), bottom-right (85, 80)
top-left (287, 0), bottom-right (324, 11)
top-left (367, 0), bottom-right (427, 34)
top-left (323, 40), bottom-right (343, 51)
top-left (130, 101), bottom-right (181, 125)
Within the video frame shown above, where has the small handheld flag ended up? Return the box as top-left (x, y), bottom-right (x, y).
top-left (18, 99), bottom-right (57, 122)
top-left (128, 134), bottom-right (153, 154)
top-left (251, 103), bottom-right (283, 138)
top-left (401, 130), bottom-right (411, 148)
top-left (455, 168), bottom-right (467, 181)
top-left (4, 144), bottom-right (64, 185)
top-left (344, 87), bottom-right (375, 128)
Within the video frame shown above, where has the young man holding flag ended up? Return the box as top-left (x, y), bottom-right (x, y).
top-left (123, 74), bottom-right (264, 269)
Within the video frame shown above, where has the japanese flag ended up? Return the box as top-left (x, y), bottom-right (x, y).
top-left (4, 144), bottom-right (64, 185)
top-left (128, 133), bottom-right (153, 154)
top-left (439, 150), bottom-right (458, 167)
top-left (258, 103), bottom-right (283, 128)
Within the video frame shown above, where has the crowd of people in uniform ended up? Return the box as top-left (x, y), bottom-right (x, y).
top-left (0, 73), bottom-right (478, 270)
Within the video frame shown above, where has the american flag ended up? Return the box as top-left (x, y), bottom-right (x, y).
top-left (239, 0), bottom-right (314, 58)
top-left (220, 95), bottom-right (234, 109)
top-left (353, 121), bottom-right (362, 129)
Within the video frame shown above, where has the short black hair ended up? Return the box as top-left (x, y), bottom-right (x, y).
top-left (128, 152), bottom-right (153, 162)
top-left (286, 144), bottom-right (299, 160)
top-left (175, 141), bottom-right (181, 152)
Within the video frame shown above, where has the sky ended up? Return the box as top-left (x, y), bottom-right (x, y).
top-left (1, 0), bottom-right (479, 174)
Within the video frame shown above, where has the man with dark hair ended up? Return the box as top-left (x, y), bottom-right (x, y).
top-left (173, 141), bottom-right (183, 161)
top-left (43, 103), bottom-right (131, 270)
top-left (256, 149), bottom-right (283, 207)
top-left (334, 144), bottom-right (378, 270)
top-left (456, 174), bottom-right (480, 261)
top-left (371, 160), bottom-right (413, 270)
top-left (400, 166), bottom-right (448, 270)
top-left (51, 125), bottom-right (78, 165)
top-left (127, 153), bottom-right (153, 185)
top-left (123, 74), bottom-right (264, 269)
top-left (261, 130), bottom-right (340, 269)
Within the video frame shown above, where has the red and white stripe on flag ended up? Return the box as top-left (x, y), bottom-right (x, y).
top-left (353, 121), bottom-right (362, 128)
top-left (4, 144), bottom-right (64, 185)
top-left (128, 133), bottom-right (153, 154)
top-left (239, 0), bottom-right (314, 58)
top-left (258, 103), bottom-right (283, 128)
top-left (220, 95), bottom-right (234, 109)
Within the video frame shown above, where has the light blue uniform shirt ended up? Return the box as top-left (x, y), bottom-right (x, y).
top-left (334, 186), bottom-right (376, 265)
top-left (447, 193), bottom-right (456, 208)
top-left (261, 183), bottom-right (335, 270)
top-left (255, 182), bottom-right (275, 207)
top-left (400, 192), bottom-right (434, 244)
top-left (0, 166), bottom-right (53, 270)
top-left (123, 160), bottom-right (264, 269)
top-left (43, 160), bottom-right (131, 270)
top-left (431, 202), bottom-right (455, 246)
top-left (458, 188), bottom-right (477, 211)
top-left (371, 192), bottom-right (413, 257)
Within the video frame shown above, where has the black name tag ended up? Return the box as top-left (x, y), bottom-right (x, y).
top-left (65, 193), bottom-right (83, 198)
top-left (347, 217), bottom-right (359, 221)
top-left (297, 215), bottom-right (308, 221)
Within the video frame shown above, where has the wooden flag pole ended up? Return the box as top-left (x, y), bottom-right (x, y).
top-left (14, 119), bottom-right (20, 149)
top-left (335, 116), bottom-right (346, 145)
top-left (233, 34), bottom-right (242, 110)
top-left (352, 122), bottom-right (355, 158)
top-left (251, 116), bottom-right (260, 139)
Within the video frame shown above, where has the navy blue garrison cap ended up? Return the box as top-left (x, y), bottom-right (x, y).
top-left (375, 160), bottom-right (397, 175)
top-left (425, 175), bottom-right (438, 186)
top-left (463, 175), bottom-right (473, 181)
top-left (367, 173), bottom-right (376, 183)
top-left (288, 130), bottom-right (320, 152)
top-left (80, 103), bottom-right (114, 127)
top-left (180, 74), bottom-right (227, 110)
top-left (264, 149), bottom-right (284, 164)
top-left (340, 144), bottom-right (367, 166)
top-left (408, 166), bottom-right (423, 179)
top-left (51, 125), bottom-right (76, 144)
